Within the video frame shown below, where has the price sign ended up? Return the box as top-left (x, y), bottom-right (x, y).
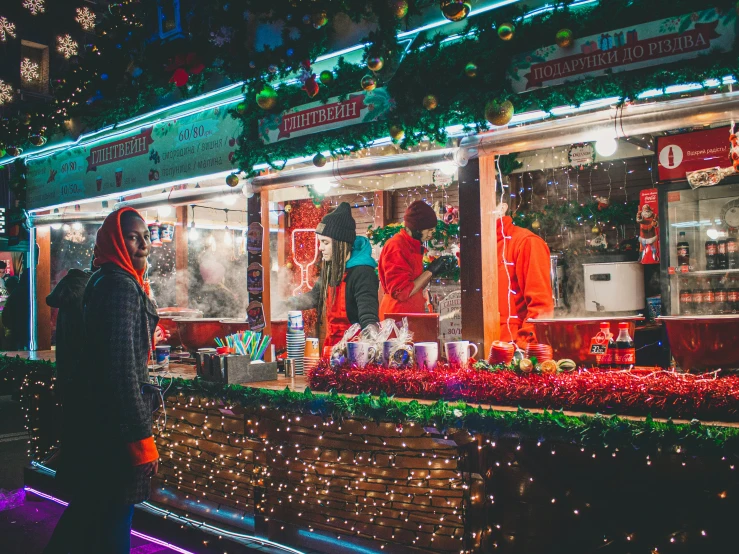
top-left (589, 343), bottom-right (608, 355)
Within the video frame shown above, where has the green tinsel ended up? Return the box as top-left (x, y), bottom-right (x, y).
top-left (512, 199), bottom-right (639, 234)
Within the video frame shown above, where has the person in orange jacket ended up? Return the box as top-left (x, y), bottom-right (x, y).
top-left (379, 200), bottom-right (455, 319)
top-left (497, 214), bottom-right (554, 349)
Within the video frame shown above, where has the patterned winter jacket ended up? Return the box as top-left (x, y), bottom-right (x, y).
top-left (75, 264), bottom-right (159, 504)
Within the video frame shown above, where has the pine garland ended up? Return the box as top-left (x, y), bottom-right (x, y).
top-left (5, 355), bottom-right (739, 457)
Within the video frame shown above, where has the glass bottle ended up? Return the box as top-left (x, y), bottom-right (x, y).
top-left (613, 322), bottom-right (635, 370)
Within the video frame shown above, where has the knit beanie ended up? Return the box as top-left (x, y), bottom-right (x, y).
top-left (316, 202), bottom-right (356, 245)
top-left (404, 200), bottom-right (438, 231)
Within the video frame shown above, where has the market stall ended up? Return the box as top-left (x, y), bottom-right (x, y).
top-left (13, 2), bottom-right (739, 553)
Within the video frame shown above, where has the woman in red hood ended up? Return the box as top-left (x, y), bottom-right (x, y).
top-left (45, 208), bottom-right (160, 554)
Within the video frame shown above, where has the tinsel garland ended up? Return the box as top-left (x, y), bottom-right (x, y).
top-left (308, 361), bottom-right (739, 422)
top-left (5, 355), bottom-right (739, 456)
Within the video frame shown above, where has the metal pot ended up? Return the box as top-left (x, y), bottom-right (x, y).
top-left (658, 315), bottom-right (739, 370)
top-left (175, 318), bottom-right (250, 352)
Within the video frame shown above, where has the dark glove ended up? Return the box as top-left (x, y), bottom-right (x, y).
top-left (427, 255), bottom-right (456, 276)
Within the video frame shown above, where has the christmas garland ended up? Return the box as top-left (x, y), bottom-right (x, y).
top-left (5, 354), bottom-right (739, 456)
top-left (367, 219), bottom-right (460, 247)
top-left (308, 361), bottom-right (739, 422)
top-left (512, 199), bottom-right (639, 234)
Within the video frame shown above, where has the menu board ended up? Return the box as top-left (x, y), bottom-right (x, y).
top-left (26, 103), bottom-right (242, 209)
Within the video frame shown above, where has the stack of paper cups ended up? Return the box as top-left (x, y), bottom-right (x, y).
top-left (303, 338), bottom-right (321, 374)
top-left (286, 311), bottom-right (306, 375)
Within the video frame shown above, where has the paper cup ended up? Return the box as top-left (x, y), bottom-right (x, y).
top-left (155, 345), bottom-right (171, 367)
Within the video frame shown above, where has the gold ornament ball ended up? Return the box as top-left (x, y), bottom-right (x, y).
top-left (286, 261), bottom-right (294, 270)
top-left (556, 28), bottom-right (574, 48)
top-left (423, 94), bottom-right (438, 111)
top-left (389, 124), bottom-right (405, 141)
top-left (519, 358), bottom-right (534, 373)
top-left (531, 219), bottom-right (541, 230)
top-left (464, 62), bottom-right (478, 78)
top-left (392, 0), bottom-right (409, 19)
top-left (284, 203), bottom-right (293, 214)
top-left (367, 56), bottom-right (385, 72)
top-left (312, 11), bottom-right (329, 29)
top-left (440, 0), bottom-right (471, 22)
top-left (226, 174), bottom-right (240, 187)
top-left (592, 224), bottom-right (600, 234)
top-left (484, 99), bottom-right (514, 126)
top-left (361, 74), bottom-right (377, 91)
top-left (313, 153), bottom-right (327, 168)
top-left (497, 22), bottom-right (515, 41)
top-left (256, 85), bottom-right (278, 110)
top-left (30, 135), bottom-right (45, 147)
top-left (319, 70), bottom-right (334, 85)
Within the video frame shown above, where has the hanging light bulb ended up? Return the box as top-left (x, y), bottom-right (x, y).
top-left (310, 178), bottom-right (333, 194)
top-left (595, 136), bottom-right (618, 157)
top-left (157, 205), bottom-right (173, 218)
top-left (224, 227), bottom-right (233, 245)
top-left (437, 161), bottom-right (457, 175)
top-left (72, 222), bottom-right (83, 231)
top-left (51, 223), bottom-right (62, 230)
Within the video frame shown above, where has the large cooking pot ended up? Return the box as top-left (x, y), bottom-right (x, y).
top-left (176, 318), bottom-right (250, 352)
top-left (658, 315), bottom-right (739, 371)
top-left (157, 308), bottom-right (203, 346)
top-left (530, 316), bottom-right (643, 365)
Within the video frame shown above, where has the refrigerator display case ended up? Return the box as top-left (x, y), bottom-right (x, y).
top-left (661, 181), bottom-right (739, 316)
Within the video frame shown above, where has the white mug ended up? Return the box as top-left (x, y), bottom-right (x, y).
top-left (414, 342), bottom-right (439, 370)
top-left (347, 342), bottom-right (377, 368)
top-left (445, 341), bottom-right (478, 365)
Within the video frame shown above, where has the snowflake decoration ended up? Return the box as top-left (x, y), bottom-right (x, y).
top-left (20, 58), bottom-right (39, 82)
top-left (75, 7), bottom-right (96, 31)
top-left (209, 26), bottom-right (233, 47)
top-left (56, 34), bottom-right (79, 59)
top-left (0, 17), bottom-right (16, 42)
top-left (22, 0), bottom-right (45, 15)
top-left (0, 80), bottom-right (13, 106)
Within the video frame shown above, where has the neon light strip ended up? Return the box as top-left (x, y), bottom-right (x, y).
top-left (28, 464), bottom-right (307, 554)
top-left (28, 227), bottom-right (36, 351)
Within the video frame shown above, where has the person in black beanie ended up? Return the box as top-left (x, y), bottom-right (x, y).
top-left (287, 202), bottom-right (379, 356)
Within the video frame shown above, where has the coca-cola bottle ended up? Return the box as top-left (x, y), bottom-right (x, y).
top-left (667, 146), bottom-right (675, 167)
top-left (679, 282), bottom-right (693, 315)
top-left (716, 276), bottom-right (728, 315)
top-left (613, 322), bottom-right (635, 370)
top-left (596, 321), bottom-right (614, 369)
top-left (677, 232), bottom-right (690, 267)
top-left (704, 278), bottom-right (716, 315)
top-left (692, 278), bottom-right (705, 315)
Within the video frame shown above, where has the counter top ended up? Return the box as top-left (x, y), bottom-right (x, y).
top-left (5, 350), bottom-right (739, 428)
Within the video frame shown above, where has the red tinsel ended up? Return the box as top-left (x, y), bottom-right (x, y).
top-left (308, 361), bottom-right (739, 421)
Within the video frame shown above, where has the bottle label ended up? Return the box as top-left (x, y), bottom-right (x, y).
top-left (719, 243), bottom-right (727, 254)
top-left (729, 291), bottom-right (739, 302)
top-left (680, 292), bottom-right (692, 303)
top-left (706, 244), bottom-right (717, 255)
top-left (705, 291), bottom-right (715, 303)
top-left (677, 247), bottom-right (688, 257)
top-left (614, 349), bottom-right (635, 365)
top-left (693, 292), bottom-right (704, 303)
top-left (716, 290), bottom-right (728, 303)
top-left (729, 242), bottom-right (738, 253)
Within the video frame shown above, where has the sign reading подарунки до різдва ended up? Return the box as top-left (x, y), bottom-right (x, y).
top-left (510, 8), bottom-right (735, 93)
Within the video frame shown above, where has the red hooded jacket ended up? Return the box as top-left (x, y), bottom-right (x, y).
top-left (497, 216), bottom-right (554, 348)
top-left (378, 229), bottom-right (426, 318)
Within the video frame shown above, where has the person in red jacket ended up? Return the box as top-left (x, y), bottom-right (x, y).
top-left (497, 215), bottom-right (554, 348)
top-left (379, 200), bottom-right (454, 319)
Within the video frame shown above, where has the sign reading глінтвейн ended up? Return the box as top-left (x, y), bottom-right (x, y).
top-left (25, 104), bottom-right (241, 210)
top-left (510, 8), bottom-right (735, 93)
top-left (258, 88), bottom-right (394, 144)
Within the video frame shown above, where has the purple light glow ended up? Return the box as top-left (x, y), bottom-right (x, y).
top-left (23, 487), bottom-right (196, 554)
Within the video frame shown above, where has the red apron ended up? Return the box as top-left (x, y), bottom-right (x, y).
top-left (322, 277), bottom-right (351, 357)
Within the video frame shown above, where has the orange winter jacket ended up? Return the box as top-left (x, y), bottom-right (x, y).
top-left (378, 229), bottom-right (426, 318)
top-left (497, 216), bottom-right (554, 348)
